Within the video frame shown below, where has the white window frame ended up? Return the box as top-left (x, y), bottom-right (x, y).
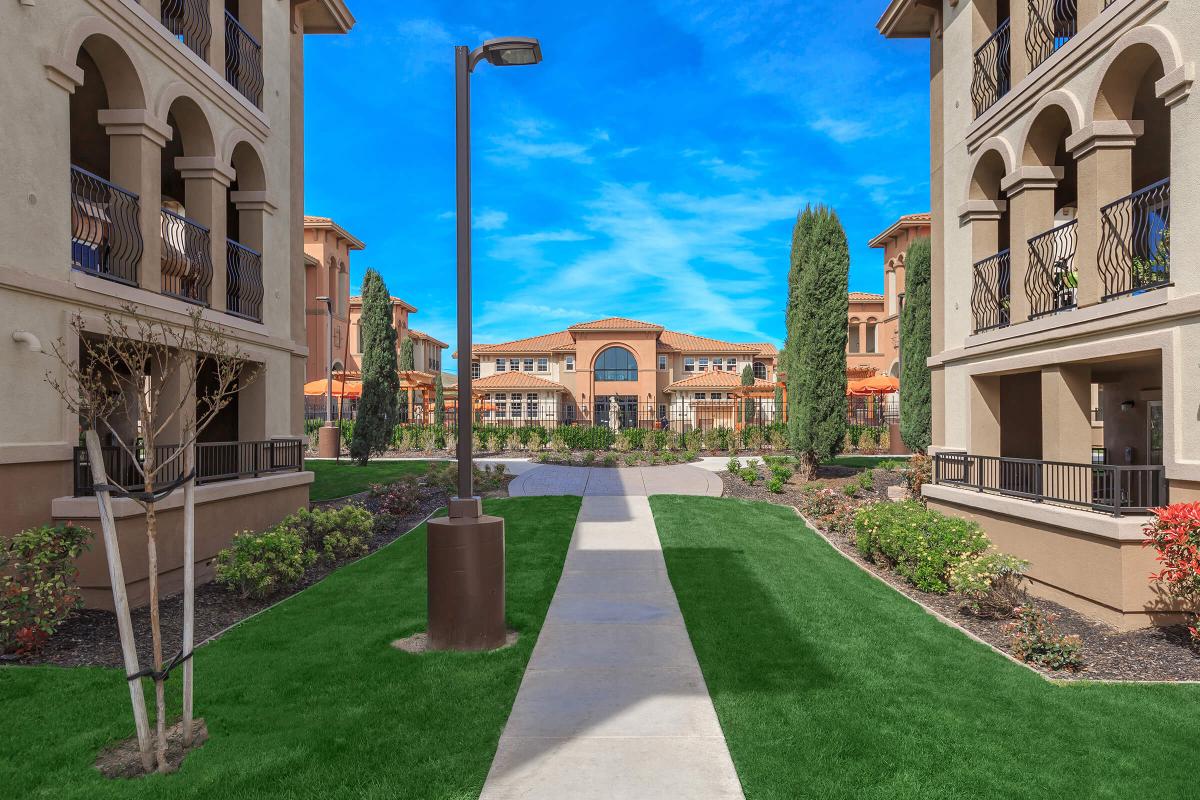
top-left (726, 357), bottom-right (737, 371)
top-left (565, 355), bottom-right (575, 372)
top-left (495, 393), bottom-right (507, 417)
top-left (695, 392), bottom-right (706, 401)
top-left (699, 357), bottom-right (709, 371)
top-left (526, 393), bottom-right (538, 418)
top-left (495, 358), bottom-right (506, 372)
top-left (658, 354), bottom-right (667, 371)
top-left (523, 357), bottom-right (535, 372)
top-left (684, 357), bottom-right (695, 372)
top-left (537, 357), bottom-right (549, 372)
top-left (471, 361), bottom-right (480, 379)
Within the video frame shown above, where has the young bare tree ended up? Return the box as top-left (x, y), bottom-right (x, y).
top-left (45, 304), bottom-right (255, 773)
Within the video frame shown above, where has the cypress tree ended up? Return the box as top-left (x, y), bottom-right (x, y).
top-left (433, 372), bottom-right (445, 426)
top-left (788, 206), bottom-right (849, 480)
top-left (739, 364), bottom-right (755, 423)
top-left (399, 334), bottom-right (414, 371)
top-left (350, 269), bottom-right (399, 464)
top-left (785, 208), bottom-right (815, 452)
top-left (900, 236), bottom-right (933, 452)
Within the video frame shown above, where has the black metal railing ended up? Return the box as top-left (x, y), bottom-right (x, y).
top-left (160, 0), bottom-right (211, 61)
top-left (1026, 220), bottom-right (1078, 319)
top-left (226, 239), bottom-right (264, 321)
top-left (1099, 178), bottom-right (1170, 301)
top-left (1026, 0), bottom-right (1077, 70)
top-left (848, 397), bottom-right (899, 427)
top-left (971, 249), bottom-right (1011, 333)
top-left (70, 165), bottom-right (142, 286)
top-left (933, 452), bottom-right (1166, 516)
top-left (73, 439), bottom-right (304, 496)
top-left (972, 19), bottom-right (1011, 117)
top-left (160, 209), bottom-right (212, 305)
top-left (225, 12), bottom-right (264, 108)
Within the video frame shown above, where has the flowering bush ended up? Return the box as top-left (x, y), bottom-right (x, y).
top-left (798, 488), bottom-right (859, 538)
top-left (905, 453), bottom-right (932, 501)
top-left (214, 528), bottom-right (316, 599)
top-left (1143, 502), bottom-right (1200, 641)
top-left (1005, 606), bottom-right (1084, 670)
top-left (1, 524), bottom-right (93, 655)
top-left (854, 501), bottom-right (988, 593)
top-left (949, 549), bottom-right (1029, 617)
top-left (370, 476), bottom-right (424, 517)
top-left (282, 504), bottom-right (373, 563)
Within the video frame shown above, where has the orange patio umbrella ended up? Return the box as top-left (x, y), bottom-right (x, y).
top-left (303, 378), bottom-right (363, 398)
top-left (847, 375), bottom-right (899, 396)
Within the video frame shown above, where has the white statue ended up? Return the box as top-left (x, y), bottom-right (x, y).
top-left (608, 395), bottom-right (621, 433)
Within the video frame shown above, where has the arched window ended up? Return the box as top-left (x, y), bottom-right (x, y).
top-left (595, 346), bottom-right (638, 381)
top-left (753, 361), bottom-right (767, 380)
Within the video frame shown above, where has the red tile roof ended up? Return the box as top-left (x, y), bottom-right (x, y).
top-left (848, 292), bottom-right (885, 302)
top-left (408, 329), bottom-right (449, 348)
top-left (472, 372), bottom-right (567, 391)
top-left (568, 317), bottom-right (664, 332)
top-left (664, 371), bottom-right (776, 391)
top-left (738, 342), bottom-right (778, 356)
top-left (658, 331), bottom-right (757, 353)
top-left (474, 330), bottom-right (575, 354)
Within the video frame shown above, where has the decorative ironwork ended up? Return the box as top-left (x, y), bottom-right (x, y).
top-left (160, 209), bottom-right (212, 305)
top-left (160, 0), bottom-right (211, 61)
top-left (74, 439), bottom-right (304, 497)
top-left (225, 12), bottom-right (264, 109)
top-left (1026, 0), bottom-right (1077, 70)
top-left (933, 452), bottom-right (1166, 517)
top-left (971, 249), bottom-right (1011, 333)
top-left (1026, 220), bottom-right (1078, 319)
top-left (226, 239), bottom-right (264, 321)
top-left (972, 19), bottom-right (1011, 117)
top-left (1098, 178), bottom-right (1170, 301)
top-left (70, 165), bottom-right (142, 286)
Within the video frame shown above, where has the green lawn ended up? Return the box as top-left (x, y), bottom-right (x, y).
top-left (650, 495), bottom-right (1200, 800)
top-left (826, 454), bottom-right (910, 468)
top-left (0, 496), bottom-right (581, 800)
top-left (307, 459), bottom-right (437, 501)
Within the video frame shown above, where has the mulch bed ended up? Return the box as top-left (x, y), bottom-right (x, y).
top-left (720, 468), bottom-right (1200, 682)
top-left (7, 486), bottom-right (450, 669)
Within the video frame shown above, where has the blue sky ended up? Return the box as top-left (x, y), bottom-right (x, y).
top-left (303, 0), bottom-right (930, 356)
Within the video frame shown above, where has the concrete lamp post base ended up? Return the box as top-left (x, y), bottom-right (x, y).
top-left (317, 424), bottom-right (339, 458)
top-left (426, 497), bottom-right (507, 651)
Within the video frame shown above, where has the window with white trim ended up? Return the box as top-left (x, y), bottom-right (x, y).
top-left (695, 392), bottom-right (706, 400)
top-left (495, 358), bottom-right (506, 372)
top-left (699, 357), bottom-right (709, 371)
top-left (483, 393), bottom-right (493, 418)
top-left (537, 357), bottom-right (548, 372)
top-left (495, 393), bottom-right (507, 417)
top-left (658, 354), bottom-right (667, 371)
top-left (471, 361), bottom-right (480, 379)
top-left (526, 393), bottom-right (538, 417)
top-left (565, 355), bottom-right (575, 371)
top-left (523, 357), bottom-right (534, 372)
top-left (684, 357), bottom-right (695, 372)
top-left (726, 357), bottom-right (736, 371)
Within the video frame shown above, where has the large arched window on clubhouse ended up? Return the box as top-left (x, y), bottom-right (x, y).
top-left (595, 346), bottom-right (638, 381)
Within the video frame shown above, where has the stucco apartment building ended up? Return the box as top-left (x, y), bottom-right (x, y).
top-left (470, 317), bottom-right (779, 429)
top-left (879, 0), bottom-right (1196, 628)
top-left (303, 214), bottom-right (363, 380)
top-left (849, 212), bottom-right (932, 381)
top-left (0, 0), bottom-right (354, 607)
top-left (346, 295), bottom-right (448, 416)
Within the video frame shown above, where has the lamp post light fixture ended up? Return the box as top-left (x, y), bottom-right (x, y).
top-left (314, 295), bottom-right (338, 459)
top-left (426, 36), bottom-right (543, 653)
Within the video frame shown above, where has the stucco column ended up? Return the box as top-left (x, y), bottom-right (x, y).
top-left (969, 375), bottom-right (1001, 457)
top-left (177, 157), bottom-right (235, 312)
top-left (155, 350), bottom-right (194, 446)
top-left (98, 109), bottom-right (170, 296)
top-left (1008, 0), bottom-right (1032, 85)
top-left (238, 363), bottom-right (268, 441)
top-left (1066, 121), bottom-right (1142, 308)
top-left (1002, 167), bottom-right (1062, 323)
top-left (209, 2), bottom-right (227, 77)
top-left (1041, 364), bottom-right (1092, 464)
top-left (1075, 0), bottom-right (1105, 28)
top-left (230, 190), bottom-right (275, 324)
top-left (1158, 67), bottom-right (1197, 296)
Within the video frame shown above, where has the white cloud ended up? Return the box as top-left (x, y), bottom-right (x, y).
top-left (702, 158), bottom-right (759, 182)
top-left (474, 209), bottom-right (509, 230)
top-left (809, 115), bottom-right (874, 144)
top-left (856, 174), bottom-right (895, 188)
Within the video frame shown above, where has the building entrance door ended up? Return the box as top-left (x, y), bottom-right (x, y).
top-left (595, 395), bottom-right (638, 429)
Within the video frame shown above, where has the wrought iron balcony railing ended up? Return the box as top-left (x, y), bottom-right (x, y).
top-left (1026, 0), bottom-right (1078, 70)
top-left (70, 165), bottom-right (143, 286)
top-left (73, 439), bottom-right (304, 497)
top-left (971, 249), bottom-right (1011, 333)
top-left (972, 19), bottom-right (1011, 117)
top-left (225, 11), bottom-right (264, 109)
top-left (932, 452), bottom-right (1166, 517)
top-left (160, 0), bottom-right (211, 61)
top-left (226, 239), bottom-right (264, 322)
top-left (1098, 178), bottom-right (1170, 301)
top-left (160, 208), bottom-right (212, 305)
top-left (1026, 220), bottom-right (1078, 319)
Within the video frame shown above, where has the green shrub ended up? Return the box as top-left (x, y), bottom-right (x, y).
top-left (1005, 606), bottom-right (1084, 671)
top-left (770, 464), bottom-right (792, 483)
top-left (876, 459), bottom-right (904, 471)
top-left (369, 476), bottom-right (423, 517)
top-left (281, 504), bottom-right (372, 563)
top-left (843, 484), bottom-right (859, 498)
top-left (475, 426), bottom-right (493, 451)
top-left (906, 452), bottom-right (931, 500)
top-left (0, 523), bottom-right (92, 655)
top-left (767, 476), bottom-right (785, 494)
top-left (602, 453), bottom-right (617, 467)
top-left (854, 501), bottom-right (988, 594)
top-left (624, 453), bottom-right (638, 467)
top-left (726, 456), bottom-right (741, 473)
top-left (683, 450), bottom-right (697, 462)
top-left (848, 425), bottom-right (864, 451)
top-left (662, 451), bottom-right (679, 464)
top-left (712, 427), bottom-right (733, 452)
top-left (215, 528), bottom-right (316, 599)
top-left (741, 467), bottom-right (759, 485)
top-left (650, 429), bottom-right (669, 452)
top-left (515, 426), bottom-right (533, 450)
top-left (492, 427), bottom-right (512, 452)
top-left (558, 425), bottom-right (616, 451)
top-left (582, 451), bottom-right (596, 465)
top-left (950, 550), bottom-right (1029, 617)
top-left (857, 470), bottom-right (875, 492)
top-left (530, 427), bottom-right (549, 451)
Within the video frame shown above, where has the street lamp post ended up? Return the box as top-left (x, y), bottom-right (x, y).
top-left (315, 295), bottom-right (337, 458)
top-left (427, 36), bottom-right (543, 652)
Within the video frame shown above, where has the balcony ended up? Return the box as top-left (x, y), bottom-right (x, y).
top-left (1025, 0), bottom-right (1077, 71)
top-left (1099, 178), bottom-right (1171, 302)
top-left (70, 165), bottom-right (143, 287)
top-left (225, 11), bottom-right (264, 109)
top-left (160, 0), bottom-right (212, 62)
top-left (1026, 220), bottom-right (1077, 319)
top-left (971, 18), bottom-right (1011, 118)
top-left (160, 208), bottom-right (213, 305)
top-left (932, 452), bottom-right (1166, 517)
top-left (226, 239), bottom-right (265, 322)
top-left (970, 249), bottom-right (1011, 333)
top-left (73, 439), bottom-right (304, 497)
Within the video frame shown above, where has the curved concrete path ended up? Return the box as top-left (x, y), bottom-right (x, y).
top-left (508, 463), bottom-right (724, 498)
top-left (481, 469), bottom-right (743, 800)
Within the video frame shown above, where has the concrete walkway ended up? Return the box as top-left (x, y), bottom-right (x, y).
top-left (480, 473), bottom-right (743, 800)
top-left (508, 463), bottom-right (723, 498)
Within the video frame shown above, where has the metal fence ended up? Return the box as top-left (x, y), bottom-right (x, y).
top-left (70, 165), bottom-right (142, 286)
top-left (160, 208), bottom-right (212, 305)
top-left (160, 0), bottom-right (211, 61)
top-left (226, 239), bottom-right (264, 322)
top-left (1026, 0), bottom-right (1077, 70)
top-left (971, 249), bottom-right (1012, 333)
top-left (73, 439), bottom-right (304, 496)
top-left (1099, 178), bottom-right (1170, 301)
top-left (225, 11), bottom-right (264, 108)
top-left (932, 451), bottom-right (1166, 516)
top-left (1026, 220), bottom-right (1078, 319)
top-left (972, 18), bottom-right (1011, 117)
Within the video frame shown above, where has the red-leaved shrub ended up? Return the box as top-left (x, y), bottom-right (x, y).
top-left (1143, 502), bottom-right (1200, 641)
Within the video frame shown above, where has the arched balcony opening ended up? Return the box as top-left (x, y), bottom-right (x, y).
top-left (1095, 44), bottom-right (1171, 300)
top-left (1022, 104), bottom-right (1079, 318)
top-left (226, 141), bottom-right (266, 321)
top-left (69, 37), bottom-right (145, 286)
top-left (968, 149), bottom-right (1012, 332)
top-left (160, 98), bottom-right (216, 305)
